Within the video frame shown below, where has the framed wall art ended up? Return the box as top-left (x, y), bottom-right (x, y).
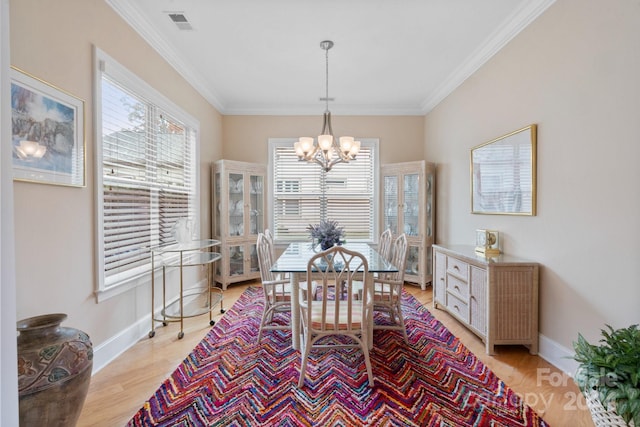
top-left (471, 124), bottom-right (537, 215)
top-left (10, 66), bottom-right (85, 187)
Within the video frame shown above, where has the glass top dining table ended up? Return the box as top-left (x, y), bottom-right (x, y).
top-left (271, 242), bottom-right (398, 350)
top-left (271, 242), bottom-right (396, 273)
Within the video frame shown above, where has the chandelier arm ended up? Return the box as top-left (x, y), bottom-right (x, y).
top-left (311, 156), bottom-right (331, 172)
top-left (327, 157), bottom-right (346, 172)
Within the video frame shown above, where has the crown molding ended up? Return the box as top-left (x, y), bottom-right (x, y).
top-left (420, 0), bottom-right (556, 114)
top-left (223, 103), bottom-right (425, 116)
top-left (105, 0), bottom-right (226, 112)
top-left (107, 0), bottom-right (555, 117)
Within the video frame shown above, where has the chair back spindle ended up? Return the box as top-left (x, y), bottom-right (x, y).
top-left (378, 228), bottom-right (393, 261)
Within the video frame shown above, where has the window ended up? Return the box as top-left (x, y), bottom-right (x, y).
top-left (269, 138), bottom-right (378, 243)
top-left (94, 48), bottom-right (199, 301)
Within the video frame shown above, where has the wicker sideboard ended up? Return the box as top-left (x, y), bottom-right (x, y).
top-left (432, 244), bottom-right (539, 355)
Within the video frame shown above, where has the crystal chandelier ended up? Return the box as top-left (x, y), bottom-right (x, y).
top-left (294, 40), bottom-right (361, 172)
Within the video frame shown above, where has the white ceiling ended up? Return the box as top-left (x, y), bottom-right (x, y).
top-left (106, 0), bottom-right (554, 116)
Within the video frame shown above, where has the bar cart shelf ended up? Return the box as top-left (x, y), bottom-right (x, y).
top-left (149, 239), bottom-right (224, 339)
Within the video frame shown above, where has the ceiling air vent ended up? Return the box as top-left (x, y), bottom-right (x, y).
top-left (167, 13), bottom-right (193, 31)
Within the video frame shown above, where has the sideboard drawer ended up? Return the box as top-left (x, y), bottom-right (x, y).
top-left (446, 256), bottom-right (469, 280)
top-left (446, 291), bottom-right (469, 323)
top-left (446, 274), bottom-right (469, 299)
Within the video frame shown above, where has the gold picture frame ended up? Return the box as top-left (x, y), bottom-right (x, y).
top-left (471, 124), bottom-right (537, 215)
top-left (10, 66), bottom-right (85, 187)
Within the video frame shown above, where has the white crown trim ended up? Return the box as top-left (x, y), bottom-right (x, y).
top-left (107, 0), bottom-right (555, 116)
top-left (106, 0), bottom-right (226, 112)
top-left (420, 0), bottom-right (556, 114)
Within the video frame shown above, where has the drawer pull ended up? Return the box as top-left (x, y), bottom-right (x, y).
top-left (454, 285), bottom-right (460, 292)
top-left (453, 305), bottom-right (460, 312)
top-left (453, 265), bottom-right (460, 271)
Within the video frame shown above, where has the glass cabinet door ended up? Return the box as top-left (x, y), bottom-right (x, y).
top-left (228, 245), bottom-right (244, 277)
top-left (228, 172), bottom-right (244, 237)
top-left (249, 174), bottom-right (264, 236)
top-left (249, 243), bottom-right (259, 273)
top-left (426, 173), bottom-right (434, 240)
top-left (424, 172), bottom-right (434, 277)
top-left (214, 171), bottom-right (221, 237)
top-left (383, 175), bottom-right (399, 234)
top-left (403, 173), bottom-right (420, 237)
top-left (405, 245), bottom-right (421, 277)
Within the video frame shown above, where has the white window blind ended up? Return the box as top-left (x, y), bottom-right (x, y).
top-left (270, 139), bottom-right (377, 242)
top-left (95, 48), bottom-right (198, 296)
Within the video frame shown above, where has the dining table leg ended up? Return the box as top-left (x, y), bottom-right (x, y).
top-left (290, 272), bottom-right (301, 351)
top-left (367, 272), bottom-right (374, 350)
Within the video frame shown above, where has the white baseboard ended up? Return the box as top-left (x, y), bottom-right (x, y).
top-left (91, 315), bottom-right (151, 374)
top-left (538, 333), bottom-right (579, 376)
top-left (91, 279), bottom-right (209, 374)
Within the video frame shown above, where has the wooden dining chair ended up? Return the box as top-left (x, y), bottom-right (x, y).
top-left (298, 246), bottom-right (374, 388)
top-left (264, 228), bottom-right (275, 258)
top-left (370, 233), bottom-right (409, 342)
top-left (378, 228), bottom-right (393, 261)
top-left (256, 232), bottom-right (292, 341)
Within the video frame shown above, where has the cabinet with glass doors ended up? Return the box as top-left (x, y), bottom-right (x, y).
top-left (212, 160), bottom-right (266, 289)
top-left (381, 161), bottom-right (435, 290)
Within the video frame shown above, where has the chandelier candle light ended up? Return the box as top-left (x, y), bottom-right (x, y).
top-left (294, 40), bottom-right (361, 172)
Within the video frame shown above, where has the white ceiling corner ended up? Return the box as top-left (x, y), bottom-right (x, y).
top-left (107, 0), bottom-right (556, 117)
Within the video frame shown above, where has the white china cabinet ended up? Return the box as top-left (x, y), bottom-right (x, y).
top-left (381, 161), bottom-right (435, 289)
top-left (212, 160), bottom-right (267, 289)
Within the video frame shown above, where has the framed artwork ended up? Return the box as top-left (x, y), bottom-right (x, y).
top-left (10, 66), bottom-right (85, 187)
top-left (471, 124), bottom-right (537, 215)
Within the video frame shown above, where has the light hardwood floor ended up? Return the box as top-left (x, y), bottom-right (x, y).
top-left (77, 281), bottom-right (594, 426)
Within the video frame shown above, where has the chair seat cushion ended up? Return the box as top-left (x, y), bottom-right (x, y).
top-left (309, 302), bottom-right (364, 330)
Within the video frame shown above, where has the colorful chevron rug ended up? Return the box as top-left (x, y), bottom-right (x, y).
top-left (127, 287), bottom-right (548, 426)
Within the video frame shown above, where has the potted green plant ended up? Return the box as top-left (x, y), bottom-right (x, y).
top-left (573, 324), bottom-right (640, 426)
top-left (307, 220), bottom-right (344, 251)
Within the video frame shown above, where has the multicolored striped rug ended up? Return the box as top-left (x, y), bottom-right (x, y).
top-left (127, 287), bottom-right (548, 426)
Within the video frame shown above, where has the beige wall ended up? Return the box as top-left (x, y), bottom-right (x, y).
top-left (425, 0), bottom-right (640, 360)
top-left (10, 0), bottom-right (222, 349)
top-left (223, 115), bottom-right (424, 164)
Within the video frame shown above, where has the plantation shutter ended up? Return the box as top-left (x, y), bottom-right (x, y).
top-left (101, 75), bottom-right (195, 287)
top-left (272, 142), bottom-right (375, 242)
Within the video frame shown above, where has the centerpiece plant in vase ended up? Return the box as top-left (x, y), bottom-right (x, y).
top-left (307, 220), bottom-right (344, 251)
top-left (573, 324), bottom-right (640, 426)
